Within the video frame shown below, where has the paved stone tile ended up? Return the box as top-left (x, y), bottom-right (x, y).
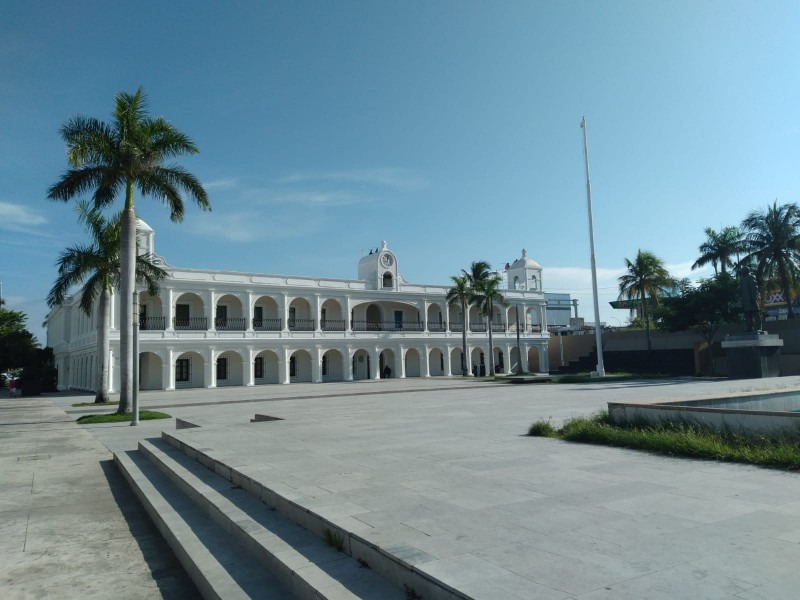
top-left (47, 376), bottom-right (800, 599)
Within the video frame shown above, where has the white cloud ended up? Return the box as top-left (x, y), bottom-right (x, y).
top-left (187, 210), bottom-right (322, 243)
top-left (202, 178), bottom-right (238, 190)
top-left (0, 201), bottom-right (47, 227)
top-left (278, 168), bottom-right (426, 189)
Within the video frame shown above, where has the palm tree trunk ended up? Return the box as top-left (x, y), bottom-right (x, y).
top-left (461, 300), bottom-right (469, 375)
top-left (779, 263), bottom-right (795, 319)
top-left (95, 286), bottom-right (111, 403)
top-left (643, 294), bottom-right (652, 352)
top-left (487, 300), bottom-right (495, 376)
top-left (118, 183), bottom-right (136, 413)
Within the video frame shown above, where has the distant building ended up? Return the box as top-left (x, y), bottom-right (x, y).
top-left (46, 224), bottom-right (553, 391)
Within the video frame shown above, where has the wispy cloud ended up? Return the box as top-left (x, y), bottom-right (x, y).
top-left (0, 201), bottom-right (47, 228)
top-left (202, 178), bottom-right (238, 190)
top-left (186, 209), bottom-right (323, 243)
top-left (278, 168), bottom-right (426, 190)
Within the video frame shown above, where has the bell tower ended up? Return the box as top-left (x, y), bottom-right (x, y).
top-left (506, 248), bottom-right (543, 291)
top-left (358, 240), bottom-right (398, 290)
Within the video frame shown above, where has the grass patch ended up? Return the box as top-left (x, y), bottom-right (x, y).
top-left (322, 527), bottom-right (345, 551)
top-left (77, 410), bottom-right (171, 424)
top-left (72, 400), bottom-right (120, 407)
top-left (528, 411), bottom-right (800, 470)
top-left (552, 372), bottom-right (674, 384)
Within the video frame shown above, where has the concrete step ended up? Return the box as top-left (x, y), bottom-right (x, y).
top-left (139, 437), bottom-right (404, 600)
top-left (114, 449), bottom-right (293, 600)
top-left (162, 430), bottom-right (470, 600)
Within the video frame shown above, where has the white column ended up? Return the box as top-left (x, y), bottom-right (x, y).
top-left (245, 291), bottom-right (254, 332)
top-left (280, 294), bottom-right (289, 332)
top-left (280, 348), bottom-right (290, 384)
top-left (345, 298), bottom-right (353, 332)
top-left (370, 347), bottom-right (381, 380)
top-left (166, 288), bottom-right (175, 331)
top-left (314, 295), bottom-right (322, 332)
top-left (312, 346), bottom-right (323, 383)
top-left (398, 346), bottom-right (406, 379)
top-left (164, 348), bottom-right (174, 391)
top-left (345, 346), bottom-right (354, 381)
top-left (206, 289), bottom-right (216, 331)
top-left (205, 347), bottom-right (215, 388)
top-left (423, 345), bottom-right (431, 377)
top-left (245, 348), bottom-right (254, 386)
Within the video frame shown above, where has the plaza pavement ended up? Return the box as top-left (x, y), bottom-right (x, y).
top-left (6, 375), bottom-right (800, 598)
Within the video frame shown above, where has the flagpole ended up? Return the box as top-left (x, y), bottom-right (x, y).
top-left (581, 116), bottom-right (605, 377)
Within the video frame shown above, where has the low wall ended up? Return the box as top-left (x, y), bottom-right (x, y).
top-left (550, 321), bottom-right (800, 376)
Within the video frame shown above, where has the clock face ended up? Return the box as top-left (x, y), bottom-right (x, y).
top-left (380, 253), bottom-right (394, 267)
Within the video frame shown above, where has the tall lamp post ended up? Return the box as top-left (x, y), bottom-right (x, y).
top-left (580, 116), bottom-right (605, 377)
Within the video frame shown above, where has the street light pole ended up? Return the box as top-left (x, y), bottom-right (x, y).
top-left (581, 116), bottom-right (605, 377)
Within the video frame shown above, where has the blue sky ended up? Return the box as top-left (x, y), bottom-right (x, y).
top-left (2, 1), bottom-right (799, 341)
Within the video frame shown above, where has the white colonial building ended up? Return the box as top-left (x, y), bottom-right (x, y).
top-left (46, 222), bottom-right (551, 392)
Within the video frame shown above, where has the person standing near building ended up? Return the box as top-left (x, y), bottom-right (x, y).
top-left (9, 378), bottom-right (17, 397)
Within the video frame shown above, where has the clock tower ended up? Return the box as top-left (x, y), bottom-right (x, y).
top-left (358, 240), bottom-right (398, 290)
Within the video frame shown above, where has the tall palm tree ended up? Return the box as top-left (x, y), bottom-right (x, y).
top-left (47, 202), bottom-right (167, 403)
top-left (741, 201), bottom-right (800, 319)
top-left (692, 226), bottom-right (744, 275)
top-left (476, 273), bottom-right (507, 375)
top-left (465, 261), bottom-right (491, 375)
top-left (446, 274), bottom-right (472, 375)
top-left (47, 87), bottom-right (210, 412)
top-left (618, 250), bottom-right (673, 351)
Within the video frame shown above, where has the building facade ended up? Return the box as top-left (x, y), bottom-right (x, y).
top-left (46, 223), bottom-right (551, 392)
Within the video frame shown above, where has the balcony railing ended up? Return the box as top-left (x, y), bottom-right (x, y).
top-left (351, 320), bottom-right (425, 332)
top-left (450, 322), bottom-right (464, 332)
top-left (253, 318), bottom-right (282, 331)
top-left (215, 317), bottom-right (246, 331)
top-left (321, 319), bottom-right (346, 331)
top-left (174, 317), bottom-right (208, 331)
top-left (491, 323), bottom-right (507, 332)
top-left (288, 318), bottom-right (315, 331)
top-left (428, 322), bottom-right (446, 332)
top-left (469, 322), bottom-right (487, 332)
top-left (139, 316), bottom-right (166, 331)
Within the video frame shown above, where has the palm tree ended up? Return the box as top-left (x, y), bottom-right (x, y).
top-left (47, 202), bottom-right (167, 403)
top-left (465, 261), bottom-right (491, 375)
top-left (618, 250), bottom-right (673, 351)
top-left (692, 226), bottom-right (744, 275)
top-left (446, 274), bottom-right (472, 375)
top-left (47, 87), bottom-right (210, 412)
top-left (476, 273), bottom-right (507, 375)
top-left (741, 201), bottom-right (800, 319)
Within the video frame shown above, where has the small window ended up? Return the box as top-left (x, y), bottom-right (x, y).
top-left (254, 356), bottom-right (263, 379)
top-left (217, 356), bottom-right (228, 381)
top-left (290, 355), bottom-right (296, 377)
top-left (176, 358), bottom-right (190, 382)
top-left (322, 355), bottom-right (328, 376)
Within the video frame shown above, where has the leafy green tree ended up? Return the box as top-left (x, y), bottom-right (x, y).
top-left (656, 273), bottom-right (741, 374)
top-left (741, 201), bottom-right (800, 319)
top-left (0, 308), bottom-right (40, 375)
top-left (47, 201), bottom-right (167, 403)
top-left (475, 273), bottom-right (507, 375)
top-left (47, 87), bottom-right (210, 412)
top-left (618, 250), bottom-right (674, 352)
top-left (446, 274), bottom-right (472, 375)
top-left (692, 226), bottom-right (744, 275)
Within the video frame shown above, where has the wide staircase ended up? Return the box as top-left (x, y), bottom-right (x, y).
top-left (115, 423), bottom-right (468, 600)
